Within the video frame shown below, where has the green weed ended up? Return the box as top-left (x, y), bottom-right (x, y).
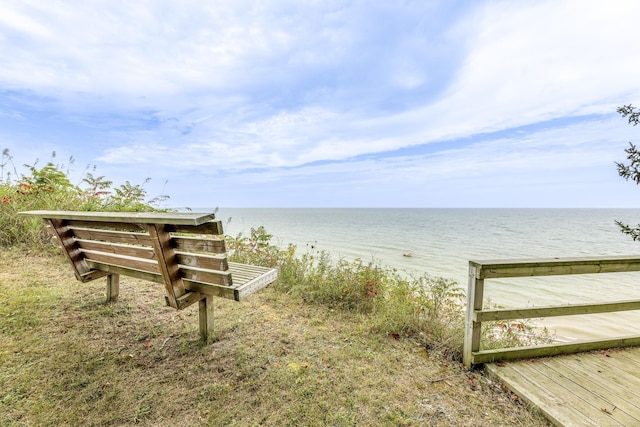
top-left (227, 227), bottom-right (487, 361)
top-left (0, 149), bottom-right (169, 250)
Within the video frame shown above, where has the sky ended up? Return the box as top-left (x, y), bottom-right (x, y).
top-left (2, 0), bottom-right (640, 208)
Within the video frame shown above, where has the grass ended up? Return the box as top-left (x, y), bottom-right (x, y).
top-left (0, 249), bottom-right (550, 426)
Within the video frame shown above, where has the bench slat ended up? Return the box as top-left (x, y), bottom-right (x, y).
top-left (20, 210), bottom-right (215, 225)
top-left (71, 228), bottom-right (154, 246)
top-left (77, 239), bottom-right (156, 259)
top-left (183, 279), bottom-right (237, 300)
top-left (65, 219), bottom-right (147, 233)
top-left (84, 260), bottom-right (240, 301)
top-left (175, 251), bottom-right (228, 271)
top-left (65, 219), bottom-right (223, 236)
top-left (179, 265), bottom-right (232, 287)
top-left (81, 249), bottom-right (160, 274)
top-left (172, 236), bottom-right (226, 253)
top-left (165, 221), bottom-right (223, 235)
top-left (86, 260), bottom-right (163, 284)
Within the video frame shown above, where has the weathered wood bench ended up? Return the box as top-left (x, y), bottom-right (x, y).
top-left (19, 210), bottom-right (278, 342)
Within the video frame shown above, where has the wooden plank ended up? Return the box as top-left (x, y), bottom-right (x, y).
top-left (550, 357), bottom-right (640, 423)
top-left (464, 264), bottom-right (484, 369)
top-left (228, 262), bottom-right (274, 274)
top-left (80, 249), bottom-right (159, 274)
top-left (77, 239), bottom-right (156, 260)
top-left (559, 353), bottom-right (640, 401)
top-left (513, 359), bottom-right (630, 426)
top-left (176, 252), bottom-right (228, 271)
top-left (470, 255), bottom-right (640, 279)
top-left (87, 261), bottom-right (236, 303)
top-left (165, 220), bottom-right (223, 235)
top-left (537, 356), bottom-right (640, 424)
top-left (71, 228), bottom-right (153, 246)
top-left (65, 219), bottom-right (146, 232)
top-left (172, 236), bottom-right (226, 253)
top-left (175, 290), bottom-right (203, 310)
top-left (472, 336), bottom-right (640, 364)
top-left (57, 218), bottom-right (222, 241)
top-left (79, 269), bottom-right (110, 282)
top-left (183, 279), bottom-right (237, 300)
top-left (484, 361), bottom-right (619, 426)
top-left (228, 262), bottom-right (275, 274)
top-left (475, 299), bottom-right (640, 322)
top-left (148, 224), bottom-right (186, 309)
top-left (179, 266), bottom-right (232, 287)
top-left (19, 210), bottom-right (215, 225)
top-left (85, 260), bottom-right (163, 284)
top-left (615, 347), bottom-right (640, 369)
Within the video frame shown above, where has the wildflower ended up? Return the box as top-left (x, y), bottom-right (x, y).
top-left (366, 280), bottom-right (378, 296)
top-left (1, 196), bottom-right (11, 204)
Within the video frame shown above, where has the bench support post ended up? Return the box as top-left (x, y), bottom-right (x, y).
top-left (199, 295), bottom-right (215, 343)
top-left (148, 224), bottom-right (186, 309)
top-left (106, 274), bottom-right (120, 302)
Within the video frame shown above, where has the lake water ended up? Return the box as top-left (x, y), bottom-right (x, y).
top-left (196, 208), bottom-right (640, 341)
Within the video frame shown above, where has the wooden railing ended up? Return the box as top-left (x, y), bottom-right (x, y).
top-left (463, 255), bottom-right (640, 369)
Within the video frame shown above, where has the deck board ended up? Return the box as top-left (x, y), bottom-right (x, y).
top-left (540, 356), bottom-right (640, 424)
top-left (485, 348), bottom-right (640, 426)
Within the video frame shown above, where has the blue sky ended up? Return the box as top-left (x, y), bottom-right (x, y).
top-left (2, 1), bottom-right (640, 208)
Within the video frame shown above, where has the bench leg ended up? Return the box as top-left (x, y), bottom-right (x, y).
top-left (199, 295), bottom-right (215, 343)
top-left (106, 274), bottom-right (120, 303)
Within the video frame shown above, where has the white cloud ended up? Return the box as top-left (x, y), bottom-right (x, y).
top-left (2, 0), bottom-right (640, 207)
top-left (415, 0), bottom-right (640, 134)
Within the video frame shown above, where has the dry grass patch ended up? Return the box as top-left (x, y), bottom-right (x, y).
top-left (0, 250), bottom-right (549, 426)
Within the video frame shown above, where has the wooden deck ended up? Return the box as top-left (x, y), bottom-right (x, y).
top-left (484, 347), bottom-right (640, 426)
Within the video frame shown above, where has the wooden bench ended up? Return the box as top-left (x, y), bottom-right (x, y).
top-left (19, 210), bottom-right (278, 342)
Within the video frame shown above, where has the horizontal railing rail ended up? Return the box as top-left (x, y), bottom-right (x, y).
top-left (463, 256), bottom-right (640, 369)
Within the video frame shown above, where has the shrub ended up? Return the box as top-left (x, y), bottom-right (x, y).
top-left (226, 226), bottom-right (467, 358)
top-left (226, 226), bottom-right (551, 361)
top-left (0, 150), bottom-right (168, 250)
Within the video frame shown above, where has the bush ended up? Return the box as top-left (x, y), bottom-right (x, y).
top-left (226, 226), bottom-right (551, 361)
top-left (0, 150), bottom-right (168, 250)
top-left (226, 226), bottom-right (467, 359)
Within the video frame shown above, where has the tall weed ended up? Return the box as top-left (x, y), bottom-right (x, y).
top-left (226, 226), bottom-right (550, 361)
top-left (227, 227), bottom-right (467, 358)
top-left (0, 150), bottom-right (168, 250)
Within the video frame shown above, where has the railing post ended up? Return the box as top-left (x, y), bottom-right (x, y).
top-left (464, 263), bottom-right (484, 369)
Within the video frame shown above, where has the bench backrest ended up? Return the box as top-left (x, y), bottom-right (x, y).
top-left (20, 210), bottom-right (234, 310)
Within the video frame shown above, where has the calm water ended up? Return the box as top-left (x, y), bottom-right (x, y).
top-left (198, 208), bottom-right (640, 340)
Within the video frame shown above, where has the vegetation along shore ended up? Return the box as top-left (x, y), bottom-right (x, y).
top-left (0, 153), bottom-right (549, 425)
